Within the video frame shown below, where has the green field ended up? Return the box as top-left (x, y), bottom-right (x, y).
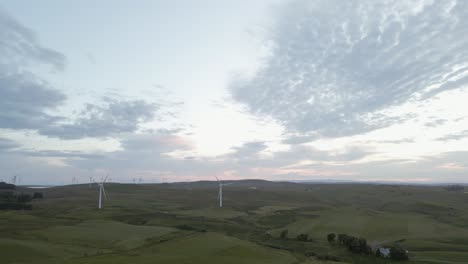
top-left (2, 181), bottom-right (468, 263)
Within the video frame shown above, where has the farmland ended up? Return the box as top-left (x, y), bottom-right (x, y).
top-left (1, 180), bottom-right (468, 264)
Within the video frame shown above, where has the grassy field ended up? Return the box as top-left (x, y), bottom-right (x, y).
top-left (1, 180), bottom-right (468, 263)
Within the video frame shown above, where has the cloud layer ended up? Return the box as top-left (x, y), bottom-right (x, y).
top-left (232, 0), bottom-right (468, 137)
top-left (0, 10), bottom-right (159, 140)
top-left (1, 2), bottom-right (467, 184)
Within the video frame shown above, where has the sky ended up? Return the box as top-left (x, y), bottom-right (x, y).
top-left (1, 0), bottom-right (467, 185)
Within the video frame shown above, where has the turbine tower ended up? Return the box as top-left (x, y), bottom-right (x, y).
top-left (215, 176), bottom-right (232, 208)
top-left (98, 174), bottom-right (109, 209)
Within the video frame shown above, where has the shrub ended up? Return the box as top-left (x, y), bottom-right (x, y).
top-left (0, 182), bottom-right (15, 190)
top-left (33, 192), bottom-right (43, 199)
top-left (334, 233), bottom-right (371, 255)
top-left (337, 233), bottom-right (347, 245)
top-left (16, 193), bottom-right (32, 203)
top-left (317, 254), bottom-right (341, 261)
top-left (296, 233), bottom-right (309, 241)
top-left (280, 229), bottom-right (288, 239)
top-left (390, 245), bottom-right (409, 261)
top-left (327, 233), bottom-right (336, 243)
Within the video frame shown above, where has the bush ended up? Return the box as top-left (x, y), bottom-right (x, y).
top-left (0, 182), bottom-right (15, 190)
top-left (337, 233), bottom-right (347, 245)
top-left (0, 202), bottom-right (32, 210)
top-left (390, 245), bottom-right (409, 261)
top-left (317, 254), bottom-right (341, 261)
top-left (335, 233), bottom-right (371, 255)
top-left (296, 233), bottom-right (309, 241)
top-left (327, 233), bottom-right (336, 243)
top-left (16, 193), bottom-right (32, 203)
top-left (33, 192), bottom-right (43, 199)
top-left (445, 185), bottom-right (464, 191)
top-left (280, 229), bottom-right (288, 239)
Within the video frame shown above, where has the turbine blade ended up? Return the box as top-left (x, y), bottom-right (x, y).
top-left (103, 174), bottom-right (109, 183)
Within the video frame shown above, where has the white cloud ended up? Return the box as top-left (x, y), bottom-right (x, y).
top-left (231, 0), bottom-right (468, 137)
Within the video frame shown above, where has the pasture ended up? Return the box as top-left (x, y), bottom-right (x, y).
top-left (1, 180), bottom-right (468, 263)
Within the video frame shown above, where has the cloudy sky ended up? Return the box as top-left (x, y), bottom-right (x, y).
top-left (1, 0), bottom-right (467, 185)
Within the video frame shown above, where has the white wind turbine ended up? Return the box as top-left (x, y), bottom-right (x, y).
top-left (97, 175), bottom-right (109, 209)
top-left (215, 176), bottom-right (232, 208)
top-left (88, 176), bottom-right (94, 188)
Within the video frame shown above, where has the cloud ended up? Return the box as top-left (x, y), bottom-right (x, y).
top-left (227, 141), bottom-right (268, 159)
top-left (377, 138), bottom-right (415, 144)
top-left (231, 0), bottom-right (468, 137)
top-left (0, 9), bottom-right (65, 71)
top-left (435, 130), bottom-right (468, 141)
top-left (281, 134), bottom-right (318, 145)
top-left (0, 71), bottom-right (66, 130)
top-left (438, 162), bottom-right (466, 170)
top-left (62, 131), bottom-right (202, 180)
top-left (120, 133), bottom-right (192, 153)
top-left (39, 98), bottom-right (159, 139)
top-left (0, 9), bottom-right (67, 132)
top-left (20, 150), bottom-right (104, 159)
top-left (219, 141), bottom-right (374, 179)
top-left (425, 119), bottom-right (448, 128)
top-left (0, 138), bottom-right (19, 151)
top-left (0, 10), bottom-right (163, 140)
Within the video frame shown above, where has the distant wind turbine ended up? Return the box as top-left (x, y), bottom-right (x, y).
top-left (88, 176), bottom-right (94, 188)
top-left (215, 176), bottom-right (232, 208)
top-left (98, 174), bottom-right (109, 209)
top-left (11, 175), bottom-right (17, 185)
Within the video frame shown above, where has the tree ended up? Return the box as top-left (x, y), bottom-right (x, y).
top-left (327, 233), bottom-right (336, 243)
top-left (358, 238), bottom-right (370, 254)
top-left (0, 182), bottom-right (15, 190)
top-left (337, 234), bottom-right (349, 245)
top-left (297, 233), bottom-right (309, 241)
top-left (390, 245), bottom-right (409, 261)
top-left (16, 193), bottom-right (32, 203)
top-left (347, 237), bottom-right (361, 253)
top-left (33, 192), bottom-right (43, 199)
top-left (280, 229), bottom-right (288, 239)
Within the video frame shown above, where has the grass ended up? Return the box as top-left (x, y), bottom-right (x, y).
top-left (32, 220), bottom-right (176, 250)
top-left (1, 181), bottom-right (468, 263)
top-left (62, 232), bottom-right (301, 264)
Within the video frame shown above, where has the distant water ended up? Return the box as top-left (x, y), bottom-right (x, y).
top-left (24, 186), bottom-right (53, 189)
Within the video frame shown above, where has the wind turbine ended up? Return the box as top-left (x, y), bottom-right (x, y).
top-left (215, 176), bottom-right (232, 208)
top-left (88, 176), bottom-right (94, 188)
top-left (97, 175), bottom-right (109, 209)
top-left (11, 175), bottom-right (17, 185)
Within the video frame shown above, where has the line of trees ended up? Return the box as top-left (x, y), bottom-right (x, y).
top-left (338, 234), bottom-right (372, 255)
top-left (327, 232), bottom-right (409, 261)
top-left (0, 183), bottom-right (43, 210)
top-left (0, 182), bottom-right (16, 190)
top-left (278, 229), bottom-right (312, 242)
top-left (376, 245), bottom-right (409, 261)
top-left (445, 185), bottom-right (464, 191)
